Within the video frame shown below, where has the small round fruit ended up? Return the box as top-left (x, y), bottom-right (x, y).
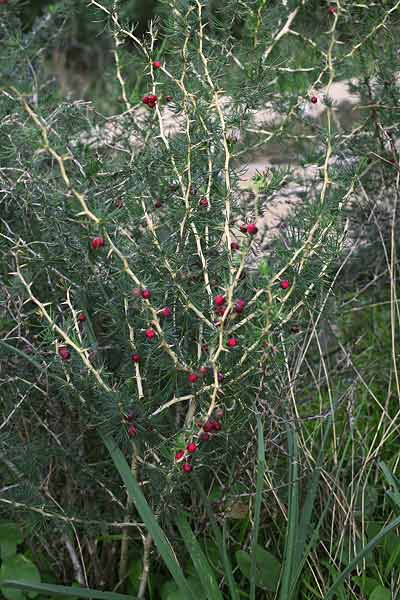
top-left (128, 425), bottom-right (137, 438)
top-left (160, 307), bottom-right (172, 318)
top-left (182, 462), bottom-right (192, 473)
top-left (58, 346), bottom-right (70, 360)
top-left (217, 372), bottom-right (224, 383)
top-left (234, 299), bottom-right (246, 313)
top-left (227, 337), bottom-right (238, 348)
top-left (214, 294), bottom-right (225, 306)
top-left (152, 60), bottom-right (161, 69)
top-left (145, 328), bottom-right (156, 340)
top-left (141, 289), bottom-right (151, 300)
top-left (78, 313), bottom-right (86, 322)
top-left (203, 421), bottom-right (213, 433)
top-left (213, 421), bottom-right (222, 431)
top-left (310, 95), bottom-right (318, 104)
top-left (154, 200), bottom-right (162, 208)
top-left (231, 241), bottom-right (240, 250)
top-left (239, 223), bottom-right (247, 233)
top-left (187, 442), bottom-right (197, 454)
top-left (328, 6), bottom-right (336, 15)
top-left (91, 236), bottom-right (105, 250)
top-left (200, 432), bottom-right (210, 442)
top-left (199, 366), bottom-right (208, 376)
top-left (188, 373), bottom-right (198, 384)
top-left (175, 450), bottom-right (185, 461)
top-left (199, 197), bottom-right (209, 207)
top-left (246, 223), bottom-right (258, 235)
top-left (131, 353), bottom-right (141, 363)
top-left (280, 279), bottom-right (290, 290)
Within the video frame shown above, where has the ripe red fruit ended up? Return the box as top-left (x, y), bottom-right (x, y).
top-left (239, 223), bottom-right (247, 233)
top-left (182, 462), bottom-right (192, 473)
top-left (141, 289), bottom-right (151, 300)
top-left (215, 305), bottom-right (225, 316)
top-left (214, 294), bottom-right (225, 306)
top-left (203, 422), bottom-right (213, 433)
top-left (175, 450), bottom-right (185, 461)
top-left (188, 373), bottom-right (198, 384)
top-left (152, 60), bottom-right (161, 69)
top-left (246, 223), bottom-right (258, 235)
top-left (310, 96), bottom-right (318, 104)
top-left (200, 432), bottom-right (210, 442)
top-left (227, 337), bottom-right (238, 348)
top-left (231, 241), bottom-right (240, 251)
top-left (145, 328), bottom-right (156, 340)
top-left (199, 366), bottom-right (208, 376)
top-left (234, 299), bottom-right (246, 313)
top-left (131, 353), bottom-right (141, 363)
top-left (187, 442), bottom-right (197, 454)
top-left (280, 279), bottom-right (290, 290)
top-left (213, 421), bottom-right (222, 431)
top-left (160, 307), bottom-right (172, 318)
top-left (217, 372), bottom-right (224, 383)
top-left (327, 6), bottom-right (336, 14)
top-left (78, 313), bottom-right (86, 322)
top-left (91, 237), bottom-right (104, 250)
top-left (199, 197), bottom-right (209, 207)
top-left (143, 94), bottom-right (158, 108)
top-left (154, 200), bottom-right (162, 208)
top-left (128, 425), bottom-right (137, 438)
top-left (58, 346), bottom-right (70, 360)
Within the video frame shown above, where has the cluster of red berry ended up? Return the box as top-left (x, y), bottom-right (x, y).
top-left (239, 223), bottom-right (258, 235)
top-left (142, 95), bottom-right (158, 109)
top-left (175, 410), bottom-right (224, 473)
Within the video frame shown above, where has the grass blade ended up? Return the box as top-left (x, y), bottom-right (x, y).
top-left (324, 514), bottom-right (400, 599)
top-left (194, 476), bottom-right (240, 600)
top-left (278, 425), bottom-right (299, 600)
top-left (1, 581), bottom-right (133, 600)
top-left (250, 414), bottom-right (266, 600)
top-left (101, 434), bottom-right (194, 600)
top-left (176, 512), bottom-right (224, 600)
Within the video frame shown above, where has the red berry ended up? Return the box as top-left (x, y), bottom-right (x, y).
top-left (143, 95), bottom-right (157, 108)
top-left (246, 223), bottom-right (258, 235)
top-left (160, 307), bottom-right (172, 318)
top-left (132, 287), bottom-right (142, 297)
top-left (200, 432), bottom-right (210, 442)
top-left (182, 462), bottom-right (192, 473)
top-left (58, 346), bottom-right (70, 361)
top-left (188, 373), bottom-right (198, 384)
top-left (217, 372), bottom-right (224, 383)
top-left (239, 223), bottom-right (247, 233)
top-left (215, 408), bottom-right (224, 419)
top-left (280, 279), bottom-right (290, 290)
top-left (187, 442), bottom-right (197, 454)
top-left (231, 241), bottom-right (240, 251)
top-left (91, 236), bottom-right (104, 250)
top-left (141, 289), bottom-right (151, 300)
top-left (199, 198), bottom-right (209, 207)
top-left (214, 294), bottom-right (225, 306)
top-left (234, 299), bottom-right (246, 313)
top-left (152, 60), bottom-right (161, 69)
top-left (199, 366), bottom-right (208, 376)
top-left (154, 200), bottom-right (162, 208)
top-left (128, 425), bottom-right (137, 438)
top-left (203, 421), bottom-right (213, 433)
top-left (328, 6), bottom-right (336, 14)
top-left (175, 450), bottom-right (185, 461)
top-left (227, 337), bottom-right (237, 348)
top-left (145, 328), bottom-right (156, 340)
top-left (166, 95), bottom-right (173, 102)
top-left (213, 421), bottom-right (222, 431)
top-left (131, 353), bottom-right (141, 363)
top-left (215, 305), bottom-right (225, 316)
top-left (78, 313), bottom-right (86, 322)
top-left (310, 96), bottom-right (318, 104)
top-left (0, 0), bottom-right (9, 4)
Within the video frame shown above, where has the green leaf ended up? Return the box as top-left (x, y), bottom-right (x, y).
top-left (1, 581), bottom-right (133, 600)
top-left (325, 514), bottom-right (400, 600)
top-left (1, 555), bottom-right (40, 600)
top-left (369, 586), bottom-right (392, 600)
top-left (175, 514), bottom-right (223, 600)
top-left (236, 546), bottom-right (281, 592)
top-left (0, 523), bottom-right (23, 560)
top-left (352, 575), bottom-right (380, 596)
top-left (250, 414), bottom-right (266, 600)
top-left (101, 434), bottom-right (194, 600)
